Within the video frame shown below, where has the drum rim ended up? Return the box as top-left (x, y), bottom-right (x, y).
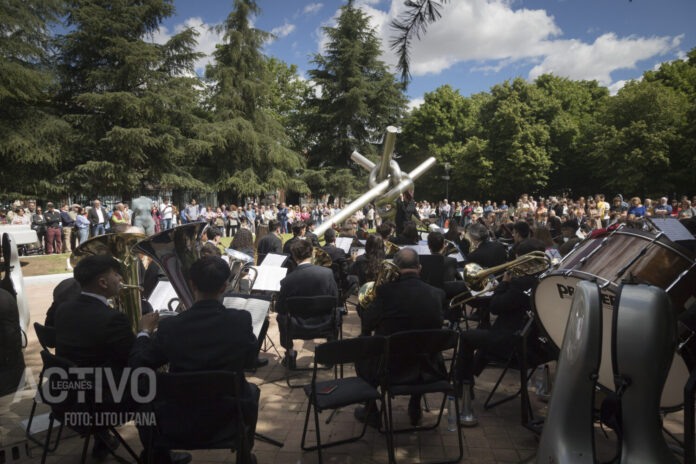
top-left (613, 229), bottom-right (695, 262)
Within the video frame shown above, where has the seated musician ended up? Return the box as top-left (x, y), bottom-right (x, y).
top-left (465, 223), bottom-right (507, 268)
top-left (275, 239), bottom-right (338, 368)
top-left (356, 249), bottom-right (447, 427)
top-left (427, 231), bottom-right (461, 282)
top-left (454, 239), bottom-right (546, 426)
top-left (282, 222), bottom-right (306, 255)
top-left (256, 219), bottom-right (283, 263)
top-left (558, 219), bottom-right (582, 256)
top-left (304, 219), bottom-right (320, 247)
top-left (322, 228), bottom-right (347, 263)
top-left (356, 219), bottom-right (369, 240)
top-left (130, 256), bottom-right (259, 462)
top-left (53, 256), bottom-right (187, 462)
top-left (392, 221), bottom-right (419, 246)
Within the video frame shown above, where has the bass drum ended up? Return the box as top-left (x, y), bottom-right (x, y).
top-left (534, 228), bottom-right (696, 409)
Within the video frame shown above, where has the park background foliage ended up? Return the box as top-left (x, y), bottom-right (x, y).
top-left (1, 0), bottom-right (695, 203)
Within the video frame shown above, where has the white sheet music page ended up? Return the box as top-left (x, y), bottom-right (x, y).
top-left (260, 253), bottom-right (287, 267)
top-left (222, 296), bottom-right (270, 338)
top-left (335, 237), bottom-right (353, 253)
top-left (251, 266), bottom-right (288, 292)
top-left (148, 281), bottom-right (178, 312)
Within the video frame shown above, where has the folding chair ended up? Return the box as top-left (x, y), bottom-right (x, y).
top-left (283, 295), bottom-right (341, 388)
top-left (39, 350), bottom-right (140, 464)
top-left (383, 329), bottom-right (463, 464)
top-left (301, 337), bottom-right (388, 463)
top-left (27, 323), bottom-right (62, 449)
top-left (147, 370), bottom-right (256, 464)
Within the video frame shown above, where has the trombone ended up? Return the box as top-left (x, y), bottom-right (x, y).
top-left (449, 251), bottom-right (551, 310)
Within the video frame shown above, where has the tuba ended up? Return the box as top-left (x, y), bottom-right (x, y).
top-left (358, 260), bottom-right (401, 307)
top-left (132, 223), bottom-right (206, 312)
top-left (70, 233), bottom-right (147, 332)
top-left (449, 251), bottom-right (551, 310)
top-left (312, 247), bottom-right (333, 267)
top-left (384, 240), bottom-right (400, 256)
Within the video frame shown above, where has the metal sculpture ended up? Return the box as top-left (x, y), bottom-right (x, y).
top-left (314, 126), bottom-right (436, 236)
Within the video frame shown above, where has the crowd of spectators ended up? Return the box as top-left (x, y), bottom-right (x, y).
top-left (1, 192), bottom-right (694, 256)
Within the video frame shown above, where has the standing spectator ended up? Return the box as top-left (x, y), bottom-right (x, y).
top-left (609, 196), bottom-right (627, 222)
top-left (0, 209), bottom-right (8, 224)
top-left (227, 205), bottom-right (239, 236)
top-left (44, 202), bottom-right (62, 254)
top-left (214, 207), bottom-right (226, 236)
top-left (670, 199), bottom-right (681, 218)
top-left (264, 205), bottom-right (275, 225)
top-left (277, 203), bottom-right (288, 234)
top-left (110, 203), bottom-right (128, 228)
top-left (679, 199), bottom-right (696, 219)
top-left (88, 199), bottom-right (108, 236)
top-left (159, 199), bottom-right (173, 230)
top-left (245, 205), bottom-right (256, 234)
top-left (184, 199), bottom-right (200, 223)
top-left (439, 199), bottom-right (451, 228)
top-left (59, 204), bottom-right (75, 253)
top-left (171, 205), bottom-right (179, 228)
top-left (75, 207), bottom-right (90, 244)
top-left (151, 204), bottom-right (161, 234)
top-left (367, 204), bottom-right (375, 229)
top-left (11, 208), bottom-right (30, 225)
top-left (122, 203), bottom-right (131, 224)
top-left (32, 206), bottom-right (47, 251)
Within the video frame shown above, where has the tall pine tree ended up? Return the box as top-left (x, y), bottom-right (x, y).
top-left (0, 0), bottom-right (69, 198)
top-left (304, 0), bottom-right (407, 196)
top-left (55, 0), bottom-right (207, 198)
top-left (198, 0), bottom-right (306, 202)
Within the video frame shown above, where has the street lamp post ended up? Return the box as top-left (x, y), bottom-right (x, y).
top-left (442, 162), bottom-right (451, 199)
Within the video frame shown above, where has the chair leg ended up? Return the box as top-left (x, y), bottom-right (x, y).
top-left (49, 420), bottom-right (64, 452)
top-left (109, 426), bottom-right (140, 462)
top-left (26, 400), bottom-right (42, 447)
top-left (300, 400), bottom-right (313, 450)
top-left (313, 400), bottom-right (323, 464)
top-left (80, 426), bottom-right (93, 464)
top-left (40, 414), bottom-right (54, 464)
top-left (387, 395), bottom-right (396, 464)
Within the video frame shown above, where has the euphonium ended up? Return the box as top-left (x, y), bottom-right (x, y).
top-left (70, 232), bottom-right (147, 332)
top-left (358, 260), bottom-right (401, 307)
top-left (312, 247), bottom-right (333, 267)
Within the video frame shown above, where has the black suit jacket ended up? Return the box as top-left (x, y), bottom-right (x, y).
top-left (363, 274), bottom-right (447, 384)
top-left (443, 255), bottom-right (461, 282)
top-left (305, 231), bottom-right (320, 248)
top-left (87, 207), bottom-right (108, 226)
top-left (488, 275), bottom-right (537, 333)
top-left (54, 294), bottom-right (135, 369)
top-left (282, 236), bottom-right (301, 255)
top-left (129, 299), bottom-right (257, 372)
top-left (466, 240), bottom-right (507, 268)
top-left (256, 233), bottom-right (282, 263)
top-left (322, 244), bottom-right (347, 263)
top-left (276, 263), bottom-right (338, 314)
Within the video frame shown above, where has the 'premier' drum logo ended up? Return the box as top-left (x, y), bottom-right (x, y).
top-left (556, 283), bottom-right (617, 307)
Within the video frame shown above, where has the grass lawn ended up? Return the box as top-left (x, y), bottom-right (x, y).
top-left (19, 253), bottom-right (72, 276)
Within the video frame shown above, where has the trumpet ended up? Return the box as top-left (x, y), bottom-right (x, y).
top-left (358, 260), bottom-right (401, 307)
top-left (449, 251), bottom-right (551, 310)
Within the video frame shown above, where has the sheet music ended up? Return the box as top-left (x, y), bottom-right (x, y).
top-left (649, 218), bottom-right (695, 242)
top-left (222, 296), bottom-right (270, 338)
top-left (336, 237), bottom-right (353, 253)
top-left (452, 252), bottom-right (465, 263)
top-left (148, 281), bottom-right (178, 312)
top-left (355, 248), bottom-right (366, 257)
top-left (403, 244), bottom-right (431, 255)
top-left (251, 266), bottom-right (287, 292)
top-left (261, 253), bottom-right (287, 267)
top-left (358, 240), bottom-right (366, 246)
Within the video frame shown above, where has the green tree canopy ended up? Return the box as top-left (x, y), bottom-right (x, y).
top-left (198, 0), bottom-right (306, 201)
top-left (55, 0), bottom-right (207, 198)
top-left (304, 0), bottom-right (407, 197)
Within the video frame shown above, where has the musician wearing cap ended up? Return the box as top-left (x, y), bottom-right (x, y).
top-left (355, 248), bottom-right (447, 427)
top-left (53, 255), bottom-right (172, 460)
top-left (130, 256), bottom-right (259, 463)
top-left (454, 238), bottom-right (546, 426)
top-left (275, 239), bottom-right (338, 368)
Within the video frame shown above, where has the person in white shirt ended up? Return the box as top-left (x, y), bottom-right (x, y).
top-left (159, 199), bottom-right (173, 230)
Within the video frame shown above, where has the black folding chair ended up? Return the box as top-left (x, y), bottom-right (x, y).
top-left (382, 329), bottom-right (463, 464)
top-left (27, 324), bottom-right (61, 449)
top-left (301, 337), bottom-right (388, 463)
top-left (39, 350), bottom-right (139, 464)
top-left (481, 313), bottom-right (557, 432)
top-left (147, 370), bottom-right (256, 464)
top-left (283, 295), bottom-right (341, 388)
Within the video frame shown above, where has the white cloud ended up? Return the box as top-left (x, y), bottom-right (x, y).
top-left (407, 98), bottom-right (424, 111)
top-left (316, 0), bottom-right (683, 92)
top-left (607, 80), bottom-right (627, 96)
top-left (150, 17), bottom-right (223, 73)
top-left (303, 3), bottom-right (324, 15)
top-left (271, 22), bottom-right (296, 39)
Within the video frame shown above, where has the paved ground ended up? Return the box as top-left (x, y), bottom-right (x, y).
top-left (0, 275), bottom-right (686, 463)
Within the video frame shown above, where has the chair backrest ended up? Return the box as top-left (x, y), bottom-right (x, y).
top-left (153, 370), bottom-right (247, 449)
top-left (386, 329), bottom-right (457, 359)
top-left (384, 329), bottom-right (458, 386)
top-left (419, 254), bottom-right (445, 289)
top-left (34, 322), bottom-right (56, 350)
top-left (39, 349), bottom-right (87, 409)
top-left (315, 336), bottom-right (386, 366)
top-left (286, 295), bottom-right (337, 319)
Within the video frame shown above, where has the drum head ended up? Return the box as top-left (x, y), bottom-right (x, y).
top-left (535, 273), bottom-right (689, 409)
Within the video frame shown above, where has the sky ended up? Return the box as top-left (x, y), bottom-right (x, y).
top-left (154, 0), bottom-right (696, 110)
